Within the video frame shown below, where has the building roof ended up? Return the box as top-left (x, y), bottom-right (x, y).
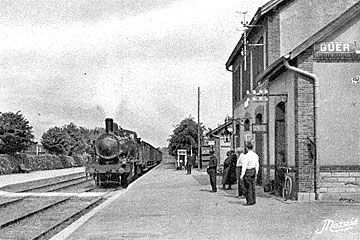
top-left (288, 1), bottom-right (360, 60)
top-left (206, 120), bottom-right (232, 138)
top-left (225, 0), bottom-right (292, 70)
top-left (255, 1), bottom-right (360, 84)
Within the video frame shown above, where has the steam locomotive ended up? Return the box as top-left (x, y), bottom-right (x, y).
top-left (85, 118), bottom-right (162, 187)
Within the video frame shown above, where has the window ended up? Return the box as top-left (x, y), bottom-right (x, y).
top-left (233, 67), bottom-right (241, 103)
top-left (244, 119), bottom-right (250, 131)
top-left (252, 37), bottom-right (264, 85)
top-left (242, 60), bottom-right (250, 99)
top-left (235, 124), bottom-right (240, 148)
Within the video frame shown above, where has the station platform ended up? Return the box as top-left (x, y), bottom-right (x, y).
top-left (45, 161), bottom-right (360, 240)
top-left (1, 160), bottom-right (359, 239)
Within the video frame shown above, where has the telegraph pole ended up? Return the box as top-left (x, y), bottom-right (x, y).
top-left (197, 87), bottom-right (202, 169)
top-left (237, 11), bottom-right (263, 71)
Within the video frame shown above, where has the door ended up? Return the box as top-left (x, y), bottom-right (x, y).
top-left (255, 113), bottom-right (264, 185)
top-left (275, 102), bottom-right (286, 192)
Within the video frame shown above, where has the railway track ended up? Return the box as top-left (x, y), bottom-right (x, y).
top-left (18, 175), bottom-right (90, 193)
top-left (0, 172), bottom-right (94, 193)
top-left (0, 195), bottom-right (107, 240)
top-left (0, 164), bottom-right (159, 239)
top-left (0, 172), bottom-right (118, 239)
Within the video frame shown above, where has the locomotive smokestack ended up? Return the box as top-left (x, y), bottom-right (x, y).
top-left (105, 118), bottom-right (114, 133)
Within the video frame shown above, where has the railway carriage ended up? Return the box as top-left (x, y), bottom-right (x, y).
top-left (85, 118), bottom-right (162, 187)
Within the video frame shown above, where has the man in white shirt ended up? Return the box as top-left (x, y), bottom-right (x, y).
top-left (235, 147), bottom-right (247, 198)
top-left (240, 142), bottom-right (259, 205)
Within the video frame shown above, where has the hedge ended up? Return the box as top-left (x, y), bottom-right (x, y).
top-left (0, 153), bottom-right (89, 175)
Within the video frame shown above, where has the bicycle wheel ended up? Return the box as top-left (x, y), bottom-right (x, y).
top-left (282, 176), bottom-right (292, 201)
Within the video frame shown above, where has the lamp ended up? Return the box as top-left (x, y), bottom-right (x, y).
top-left (222, 127), bottom-right (233, 143)
top-left (246, 88), bottom-right (288, 103)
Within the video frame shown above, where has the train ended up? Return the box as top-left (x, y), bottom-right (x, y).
top-left (85, 118), bottom-right (162, 187)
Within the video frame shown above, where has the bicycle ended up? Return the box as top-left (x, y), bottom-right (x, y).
top-left (279, 166), bottom-right (295, 201)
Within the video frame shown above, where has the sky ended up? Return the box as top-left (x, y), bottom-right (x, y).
top-left (0, 0), bottom-right (268, 148)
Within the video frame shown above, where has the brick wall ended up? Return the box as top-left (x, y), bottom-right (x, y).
top-left (266, 13), bottom-right (280, 66)
top-left (319, 166), bottom-right (360, 202)
top-left (295, 49), bottom-right (316, 194)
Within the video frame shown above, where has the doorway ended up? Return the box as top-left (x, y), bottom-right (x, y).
top-left (275, 102), bottom-right (287, 192)
top-left (255, 113), bottom-right (263, 185)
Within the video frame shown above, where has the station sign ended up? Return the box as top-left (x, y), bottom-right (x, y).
top-left (252, 123), bottom-right (267, 133)
top-left (314, 42), bottom-right (356, 53)
top-left (314, 42), bottom-right (360, 61)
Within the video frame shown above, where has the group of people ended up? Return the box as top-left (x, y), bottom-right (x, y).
top-left (207, 141), bottom-right (259, 206)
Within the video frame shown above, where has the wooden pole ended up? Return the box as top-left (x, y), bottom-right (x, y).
top-left (198, 87), bottom-right (202, 169)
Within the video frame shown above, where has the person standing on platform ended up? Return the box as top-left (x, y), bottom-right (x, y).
top-left (207, 150), bottom-right (218, 192)
top-left (120, 164), bottom-right (130, 188)
top-left (222, 151), bottom-right (232, 189)
top-left (186, 154), bottom-right (193, 175)
top-left (236, 148), bottom-right (247, 198)
top-left (240, 142), bottom-right (259, 205)
top-left (229, 150), bottom-right (238, 187)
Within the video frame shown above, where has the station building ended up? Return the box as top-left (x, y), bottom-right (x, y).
top-left (225, 0), bottom-right (360, 201)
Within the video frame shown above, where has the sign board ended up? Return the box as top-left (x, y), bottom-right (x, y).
top-left (202, 148), bottom-right (210, 154)
top-left (314, 42), bottom-right (356, 53)
top-left (314, 42), bottom-right (360, 61)
top-left (252, 123), bottom-right (267, 133)
top-left (243, 131), bottom-right (253, 142)
top-left (177, 149), bottom-right (187, 156)
top-left (208, 140), bottom-right (215, 146)
top-left (251, 95), bottom-right (268, 102)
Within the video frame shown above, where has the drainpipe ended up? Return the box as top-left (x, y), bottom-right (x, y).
top-left (283, 59), bottom-right (319, 200)
top-left (226, 66), bottom-right (235, 149)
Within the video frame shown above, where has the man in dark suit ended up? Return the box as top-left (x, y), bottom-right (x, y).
top-left (186, 155), bottom-right (193, 174)
top-left (207, 150), bottom-right (218, 192)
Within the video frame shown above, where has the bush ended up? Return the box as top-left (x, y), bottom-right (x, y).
top-left (59, 155), bottom-right (75, 168)
top-left (0, 154), bottom-right (18, 174)
top-left (27, 154), bottom-right (64, 170)
top-left (72, 154), bottom-right (91, 166)
top-left (0, 153), bottom-right (88, 175)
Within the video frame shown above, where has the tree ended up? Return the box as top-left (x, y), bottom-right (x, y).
top-left (41, 126), bottom-right (71, 155)
top-left (167, 116), bottom-right (206, 157)
top-left (81, 127), bottom-right (104, 157)
top-left (63, 123), bottom-right (86, 156)
top-left (41, 123), bottom-right (103, 156)
top-left (0, 111), bottom-right (35, 154)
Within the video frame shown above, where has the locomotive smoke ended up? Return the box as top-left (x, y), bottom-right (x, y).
top-left (94, 74), bottom-right (123, 119)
